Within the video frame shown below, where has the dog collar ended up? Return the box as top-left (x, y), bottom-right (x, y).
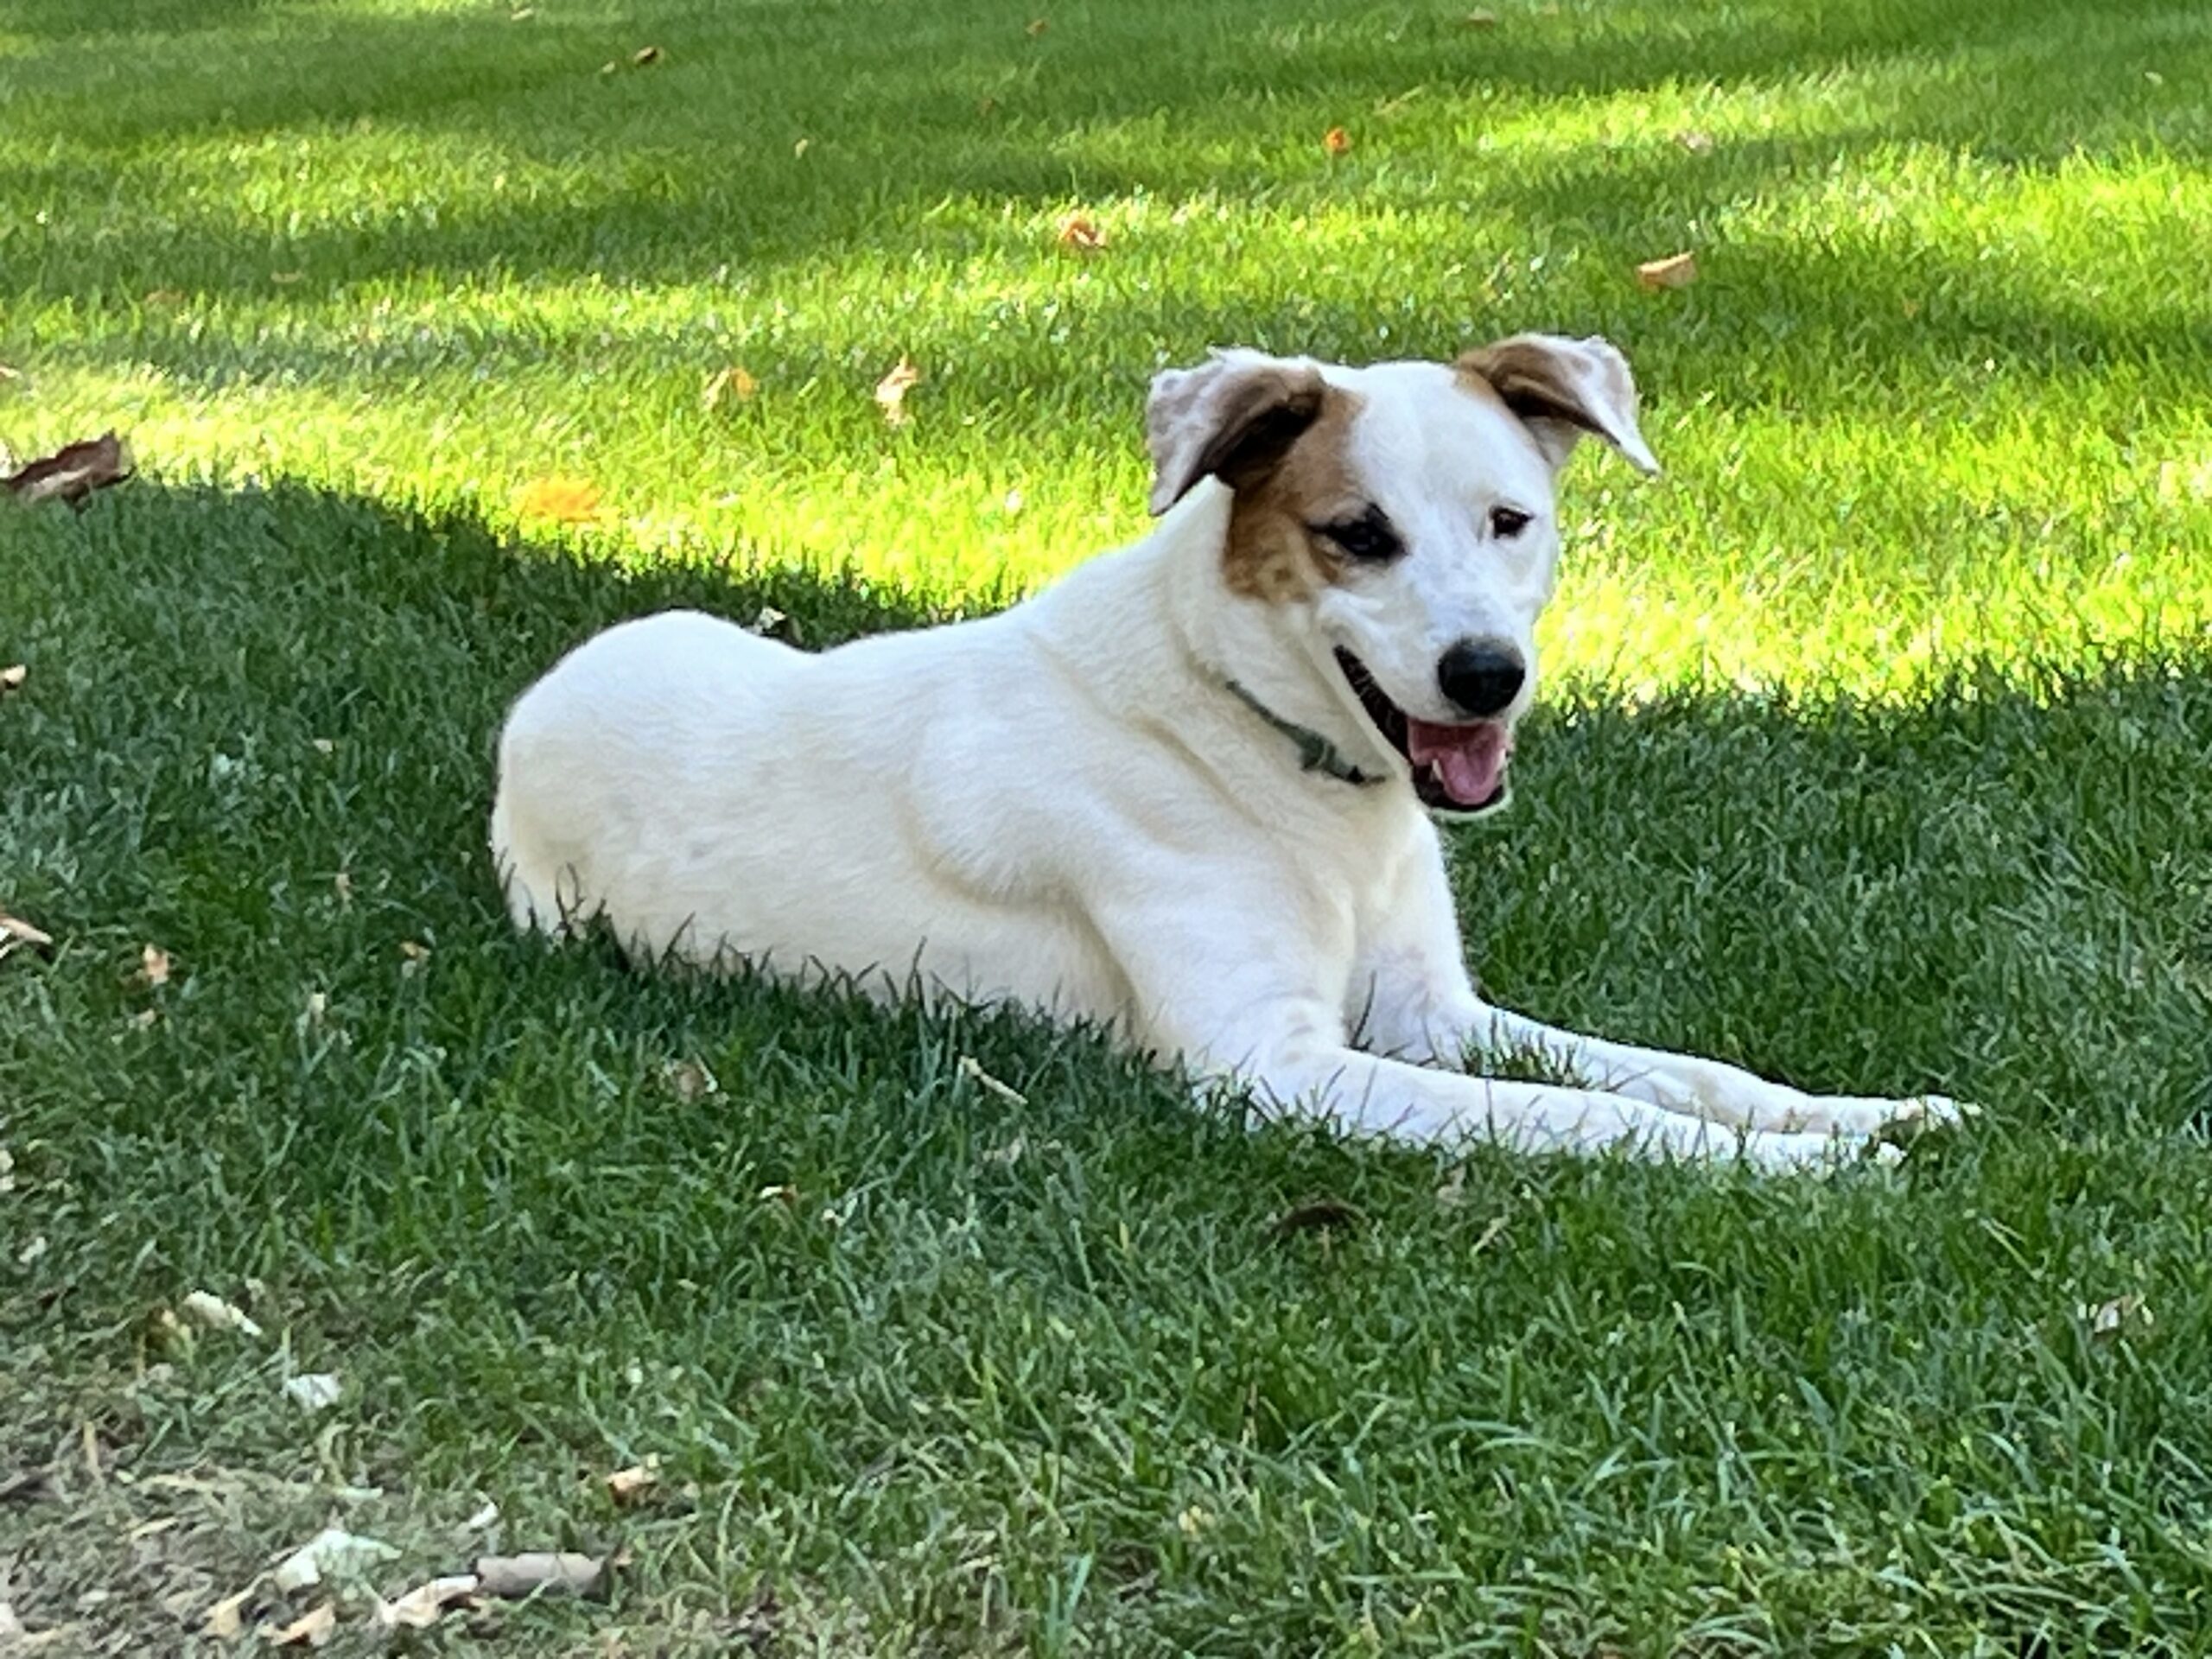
top-left (1222, 678), bottom-right (1383, 788)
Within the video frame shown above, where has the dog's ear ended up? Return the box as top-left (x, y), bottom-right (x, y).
top-left (1457, 334), bottom-right (1660, 476)
top-left (1145, 350), bottom-right (1329, 516)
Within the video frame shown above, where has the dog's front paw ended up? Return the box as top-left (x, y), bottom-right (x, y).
top-left (1795, 1090), bottom-right (1974, 1147)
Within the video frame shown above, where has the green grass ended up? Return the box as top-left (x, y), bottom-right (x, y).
top-left (3, 0), bottom-right (2210, 1652)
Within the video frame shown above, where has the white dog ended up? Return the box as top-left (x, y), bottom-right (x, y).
top-left (491, 334), bottom-right (1955, 1169)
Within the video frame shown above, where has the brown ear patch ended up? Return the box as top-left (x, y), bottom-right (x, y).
top-left (1453, 334), bottom-right (1659, 474)
top-left (1456, 340), bottom-right (1613, 442)
top-left (1222, 385), bottom-right (1366, 602)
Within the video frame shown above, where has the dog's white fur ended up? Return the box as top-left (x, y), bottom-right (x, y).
top-left (491, 335), bottom-right (1955, 1169)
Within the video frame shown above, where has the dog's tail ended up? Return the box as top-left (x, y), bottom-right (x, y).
top-left (487, 760), bottom-right (585, 938)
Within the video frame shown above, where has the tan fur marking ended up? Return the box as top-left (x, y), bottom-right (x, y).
top-left (1223, 386), bottom-right (1367, 602)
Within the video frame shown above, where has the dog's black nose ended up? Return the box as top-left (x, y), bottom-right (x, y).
top-left (1437, 639), bottom-right (1526, 718)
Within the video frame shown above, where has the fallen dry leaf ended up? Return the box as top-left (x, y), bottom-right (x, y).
top-left (1462, 7), bottom-right (1499, 23)
top-left (605, 1459), bottom-right (659, 1504)
top-left (283, 1373), bottom-right (342, 1412)
top-left (3, 432), bottom-right (134, 507)
top-left (957, 1055), bottom-right (1028, 1107)
top-left (1675, 129), bottom-right (1716, 155)
top-left (750, 606), bottom-right (803, 645)
top-left (374, 1574), bottom-right (480, 1630)
top-left (202, 1584), bottom-right (258, 1639)
top-left (398, 939), bottom-right (431, 976)
top-left (266, 1603), bottom-right (337, 1648)
top-left (632, 44), bottom-right (661, 65)
top-left (1636, 251), bottom-right (1699, 290)
top-left (17, 1235), bottom-right (46, 1266)
top-left (0, 913), bottom-right (54, 957)
top-left (0, 664), bottom-right (23, 694)
top-left (1323, 125), bottom-right (1352, 156)
top-left (664, 1058), bottom-right (719, 1102)
top-left (181, 1290), bottom-right (263, 1338)
top-left (512, 476), bottom-right (604, 524)
top-left (1025, 16), bottom-right (1048, 35)
top-left (874, 358), bottom-right (921, 427)
top-left (474, 1552), bottom-right (607, 1600)
top-left (270, 270), bottom-right (305, 285)
top-left (140, 944), bottom-right (171, 988)
top-left (273, 1528), bottom-right (398, 1593)
top-left (757, 1183), bottom-right (799, 1205)
top-left (701, 365), bottom-right (759, 411)
top-left (1055, 213), bottom-right (1107, 253)
top-left (2082, 1293), bottom-right (2152, 1341)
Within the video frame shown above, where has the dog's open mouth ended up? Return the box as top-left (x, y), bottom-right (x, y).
top-left (1335, 649), bottom-right (1513, 814)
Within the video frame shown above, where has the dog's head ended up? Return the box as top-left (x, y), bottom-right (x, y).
top-left (1145, 334), bottom-right (1657, 816)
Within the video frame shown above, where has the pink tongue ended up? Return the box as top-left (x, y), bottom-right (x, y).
top-left (1405, 719), bottom-right (1511, 806)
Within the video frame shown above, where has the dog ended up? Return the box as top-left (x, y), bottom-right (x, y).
top-left (490, 333), bottom-right (1957, 1169)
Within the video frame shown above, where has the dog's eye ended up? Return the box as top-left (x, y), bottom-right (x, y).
top-left (1315, 509), bottom-right (1403, 563)
top-left (1490, 505), bottom-right (1534, 540)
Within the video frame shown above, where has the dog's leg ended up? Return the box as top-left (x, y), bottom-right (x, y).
top-left (1464, 1005), bottom-right (1961, 1136)
top-left (1228, 1038), bottom-right (1868, 1170)
top-left (1348, 837), bottom-right (1952, 1138)
top-left (1112, 893), bottom-right (1866, 1169)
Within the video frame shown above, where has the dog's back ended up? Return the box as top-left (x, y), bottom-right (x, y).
top-left (493, 609), bottom-right (798, 945)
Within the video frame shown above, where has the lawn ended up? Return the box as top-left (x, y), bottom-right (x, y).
top-left (3, 0), bottom-right (2210, 1651)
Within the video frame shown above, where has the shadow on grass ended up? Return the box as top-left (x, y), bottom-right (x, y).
top-left (5, 0), bottom-right (2208, 334)
top-left (2, 475), bottom-right (2205, 1151)
top-left (3, 474), bottom-right (2210, 1650)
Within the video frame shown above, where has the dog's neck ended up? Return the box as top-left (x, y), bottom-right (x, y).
top-left (1155, 483), bottom-right (1405, 791)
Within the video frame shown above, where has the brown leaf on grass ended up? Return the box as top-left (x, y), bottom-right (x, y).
top-left (3, 432), bottom-right (134, 508)
top-left (398, 939), bottom-right (431, 976)
top-left (270, 270), bottom-right (305, 286)
top-left (605, 1458), bottom-right (660, 1504)
top-left (702, 365), bottom-right (759, 411)
top-left (202, 1583), bottom-right (258, 1639)
top-left (1462, 8), bottom-right (1499, 24)
top-left (1323, 125), bottom-right (1352, 156)
top-left (0, 913), bottom-right (54, 957)
top-left (664, 1058), bottom-right (719, 1102)
top-left (266, 1603), bottom-right (337, 1647)
top-left (1675, 129), bottom-right (1716, 155)
top-left (632, 44), bottom-right (661, 65)
top-left (513, 476), bottom-right (604, 524)
top-left (874, 358), bottom-right (922, 427)
top-left (1025, 16), bottom-right (1048, 35)
top-left (0, 664), bottom-right (24, 694)
top-left (1636, 251), bottom-right (1698, 290)
top-left (374, 1574), bottom-right (480, 1630)
top-left (1055, 213), bottom-right (1107, 253)
top-left (140, 944), bottom-right (172, 988)
top-left (474, 1552), bottom-right (607, 1600)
